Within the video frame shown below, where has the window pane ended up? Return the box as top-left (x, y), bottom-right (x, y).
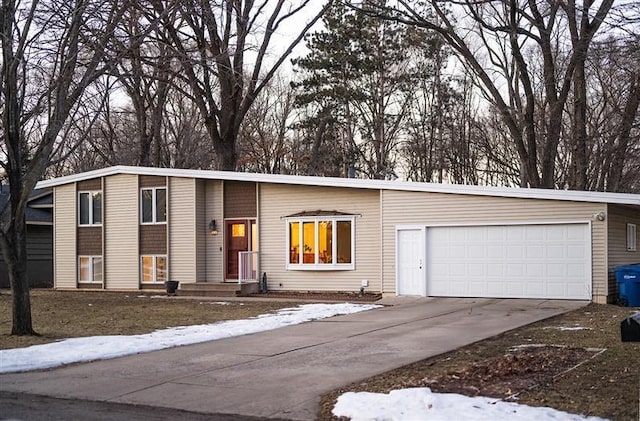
top-left (92, 192), bottom-right (102, 224)
top-left (336, 221), bottom-right (352, 264)
top-left (289, 222), bottom-right (300, 264)
top-left (141, 190), bottom-right (153, 223)
top-left (318, 221), bottom-right (332, 263)
top-left (303, 221), bottom-right (315, 263)
top-left (156, 188), bottom-right (167, 222)
top-left (79, 257), bottom-right (90, 281)
top-left (156, 256), bottom-right (167, 282)
top-left (232, 223), bottom-right (246, 237)
top-left (93, 257), bottom-right (103, 282)
top-left (79, 193), bottom-right (90, 225)
top-left (141, 256), bottom-right (154, 282)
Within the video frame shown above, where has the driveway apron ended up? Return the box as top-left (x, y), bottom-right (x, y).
top-left (0, 298), bottom-right (585, 420)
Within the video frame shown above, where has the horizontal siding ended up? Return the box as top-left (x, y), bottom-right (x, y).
top-left (607, 204), bottom-right (640, 301)
top-left (77, 226), bottom-right (102, 255)
top-left (169, 177), bottom-right (196, 283)
top-left (224, 181), bottom-right (257, 218)
top-left (26, 226), bottom-right (53, 259)
top-left (259, 184), bottom-right (380, 292)
top-left (205, 180), bottom-right (224, 282)
top-left (382, 191), bottom-right (608, 301)
top-left (195, 179), bottom-right (206, 281)
top-left (139, 175), bottom-right (166, 188)
top-left (77, 178), bottom-right (101, 191)
top-left (54, 184), bottom-right (77, 288)
top-left (139, 224), bottom-right (167, 254)
top-left (608, 204), bottom-right (640, 267)
top-left (104, 174), bottom-right (139, 289)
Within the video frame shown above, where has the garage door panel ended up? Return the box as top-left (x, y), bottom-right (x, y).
top-left (426, 224), bottom-right (591, 300)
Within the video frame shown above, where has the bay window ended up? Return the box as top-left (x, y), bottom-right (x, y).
top-left (286, 216), bottom-right (354, 270)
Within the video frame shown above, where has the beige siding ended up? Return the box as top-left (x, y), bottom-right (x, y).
top-left (104, 174), bottom-right (139, 289)
top-left (54, 184), bottom-right (77, 288)
top-left (195, 179), bottom-right (207, 281)
top-left (205, 180), bottom-right (224, 282)
top-left (607, 204), bottom-right (640, 301)
top-left (169, 177), bottom-right (196, 283)
top-left (608, 205), bottom-right (640, 267)
top-left (259, 184), bottom-right (380, 292)
top-left (381, 191), bottom-right (608, 301)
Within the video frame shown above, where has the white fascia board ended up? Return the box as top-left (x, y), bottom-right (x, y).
top-left (36, 165), bottom-right (640, 206)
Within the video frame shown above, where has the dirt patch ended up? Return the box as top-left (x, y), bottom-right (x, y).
top-left (319, 303), bottom-right (640, 421)
top-left (248, 290), bottom-right (382, 302)
top-left (412, 345), bottom-right (601, 399)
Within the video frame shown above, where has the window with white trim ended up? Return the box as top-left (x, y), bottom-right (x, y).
top-left (78, 191), bottom-right (102, 226)
top-left (140, 187), bottom-right (166, 224)
top-left (286, 216), bottom-right (354, 270)
top-left (78, 256), bottom-right (103, 282)
top-left (140, 255), bottom-right (168, 283)
top-left (628, 223), bottom-right (637, 252)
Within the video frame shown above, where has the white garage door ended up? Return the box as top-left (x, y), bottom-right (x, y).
top-left (426, 223), bottom-right (591, 300)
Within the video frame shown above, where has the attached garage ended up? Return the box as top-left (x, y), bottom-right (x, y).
top-left (397, 223), bottom-right (592, 300)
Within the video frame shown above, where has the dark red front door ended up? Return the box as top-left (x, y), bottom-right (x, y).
top-left (226, 220), bottom-right (248, 279)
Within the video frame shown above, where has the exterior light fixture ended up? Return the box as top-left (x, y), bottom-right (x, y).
top-left (594, 212), bottom-right (606, 221)
top-left (209, 219), bottom-right (219, 235)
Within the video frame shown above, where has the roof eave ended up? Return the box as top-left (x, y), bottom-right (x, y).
top-left (35, 166), bottom-right (640, 206)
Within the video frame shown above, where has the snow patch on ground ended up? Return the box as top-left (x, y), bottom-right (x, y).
top-left (0, 303), bottom-right (380, 374)
top-left (332, 388), bottom-right (608, 421)
top-left (543, 326), bottom-right (592, 331)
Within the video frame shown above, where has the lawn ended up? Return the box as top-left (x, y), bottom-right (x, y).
top-left (319, 303), bottom-right (640, 421)
top-left (0, 289), bottom-right (305, 350)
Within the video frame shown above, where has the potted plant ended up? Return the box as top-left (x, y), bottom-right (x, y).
top-left (165, 280), bottom-right (179, 295)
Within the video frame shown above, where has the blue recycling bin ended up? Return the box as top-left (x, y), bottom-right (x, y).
top-left (615, 264), bottom-right (640, 307)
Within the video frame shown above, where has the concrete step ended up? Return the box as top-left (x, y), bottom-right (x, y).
top-left (178, 282), bottom-right (259, 297)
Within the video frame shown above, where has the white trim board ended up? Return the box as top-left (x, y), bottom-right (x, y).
top-left (36, 165), bottom-right (640, 206)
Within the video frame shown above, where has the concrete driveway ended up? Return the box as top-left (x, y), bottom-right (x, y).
top-left (0, 297), bottom-right (585, 420)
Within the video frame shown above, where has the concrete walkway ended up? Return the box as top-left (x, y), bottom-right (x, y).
top-left (0, 298), bottom-right (585, 420)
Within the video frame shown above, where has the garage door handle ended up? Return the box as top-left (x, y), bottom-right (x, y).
top-left (419, 259), bottom-right (422, 269)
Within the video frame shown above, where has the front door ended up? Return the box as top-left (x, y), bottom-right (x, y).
top-left (396, 227), bottom-right (425, 296)
top-left (225, 220), bottom-right (256, 280)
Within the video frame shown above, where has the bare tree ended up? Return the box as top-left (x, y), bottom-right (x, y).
top-left (111, 4), bottom-right (173, 167)
top-left (237, 76), bottom-right (296, 174)
top-left (148, 0), bottom-right (333, 171)
top-left (364, 0), bottom-right (614, 188)
top-left (0, 0), bottom-right (148, 335)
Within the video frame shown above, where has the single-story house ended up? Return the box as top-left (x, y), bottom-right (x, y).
top-left (0, 186), bottom-right (53, 288)
top-left (35, 166), bottom-right (639, 303)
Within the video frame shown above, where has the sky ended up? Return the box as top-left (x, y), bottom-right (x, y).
top-left (0, 301), bottom-right (607, 421)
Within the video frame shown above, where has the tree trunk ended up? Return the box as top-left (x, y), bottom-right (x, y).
top-left (570, 59), bottom-right (588, 190)
top-left (5, 224), bottom-right (35, 335)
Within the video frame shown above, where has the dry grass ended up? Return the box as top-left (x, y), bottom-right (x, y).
top-left (319, 303), bottom-right (640, 421)
top-left (0, 289), bottom-right (305, 350)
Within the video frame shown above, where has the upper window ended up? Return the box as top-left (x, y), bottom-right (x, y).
top-left (286, 216), bottom-right (354, 270)
top-left (628, 223), bottom-right (637, 252)
top-left (78, 191), bottom-right (102, 226)
top-left (141, 187), bottom-right (167, 224)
